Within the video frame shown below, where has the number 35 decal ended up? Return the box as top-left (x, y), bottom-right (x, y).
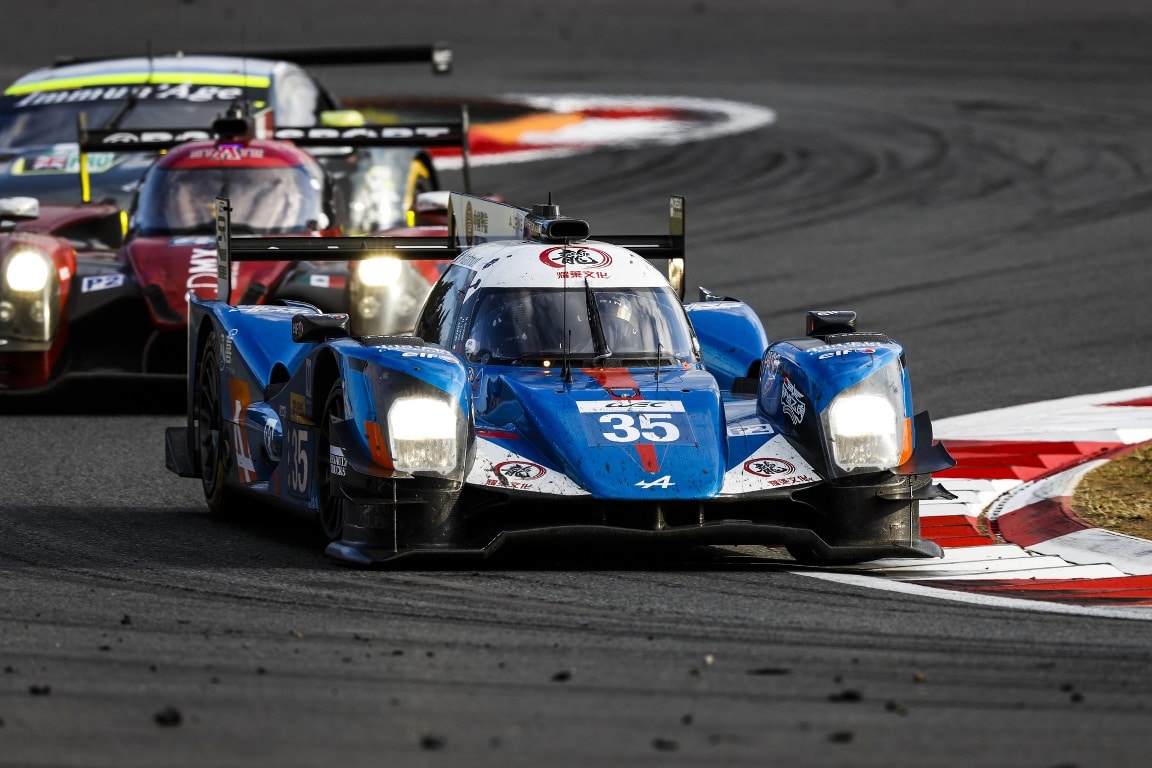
top-left (578, 400), bottom-right (694, 446)
top-left (288, 428), bottom-right (310, 496)
top-left (599, 413), bottom-right (680, 443)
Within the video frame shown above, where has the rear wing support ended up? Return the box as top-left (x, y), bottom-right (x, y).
top-left (214, 196), bottom-right (460, 304)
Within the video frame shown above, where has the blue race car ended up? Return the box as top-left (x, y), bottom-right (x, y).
top-left (165, 193), bottom-right (955, 565)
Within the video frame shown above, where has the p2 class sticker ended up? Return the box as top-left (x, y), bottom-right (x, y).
top-left (80, 274), bottom-right (125, 293)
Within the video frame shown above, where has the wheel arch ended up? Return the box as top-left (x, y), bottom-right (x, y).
top-left (311, 347), bottom-right (342, 422)
top-left (188, 316), bottom-right (220, 431)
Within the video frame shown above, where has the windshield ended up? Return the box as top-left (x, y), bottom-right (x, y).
top-left (464, 286), bottom-right (698, 366)
top-left (0, 96), bottom-right (251, 151)
top-left (133, 165), bottom-right (326, 236)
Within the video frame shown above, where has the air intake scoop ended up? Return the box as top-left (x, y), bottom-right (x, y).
top-left (525, 203), bottom-right (590, 243)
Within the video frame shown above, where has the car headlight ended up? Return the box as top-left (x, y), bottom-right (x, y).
top-left (823, 365), bottom-right (905, 473)
top-left (5, 248), bottom-right (51, 292)
top-left (357, 256), bottom-right (402, 288)
top-left (387, 396), bottom-right (459, 473)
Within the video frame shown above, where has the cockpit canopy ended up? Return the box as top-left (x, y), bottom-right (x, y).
top-left (461, 285), bottom-right (698, 367)
top-left (130, 141), bottom-right (333, 236)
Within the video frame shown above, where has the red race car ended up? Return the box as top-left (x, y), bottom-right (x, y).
top-left (0, 113), bottom-right (464, 393)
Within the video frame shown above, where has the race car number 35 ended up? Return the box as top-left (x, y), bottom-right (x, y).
top-left (576, 400), bottom-right (694, 445)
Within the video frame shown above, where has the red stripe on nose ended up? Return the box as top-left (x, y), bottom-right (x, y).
top-left (635, 443), bottom-right (659, 473)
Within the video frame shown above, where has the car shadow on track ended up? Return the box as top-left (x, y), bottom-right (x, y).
top-left (2, 498), bottom-right (801, 574)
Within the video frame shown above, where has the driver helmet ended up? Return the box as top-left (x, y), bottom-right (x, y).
top-left (601, 294), bottom-right (640, 349)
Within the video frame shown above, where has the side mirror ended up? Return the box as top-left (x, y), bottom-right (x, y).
top-left (0, 197), bottom-right (41, 221)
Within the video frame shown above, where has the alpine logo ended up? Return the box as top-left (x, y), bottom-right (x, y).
top-left (635, 475), bottom-right (675, 489)
top-left (539, 246), bottom-right (612, 270)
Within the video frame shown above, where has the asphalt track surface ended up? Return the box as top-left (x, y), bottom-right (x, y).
top-left (2, 2), bottom-right (1151, 766)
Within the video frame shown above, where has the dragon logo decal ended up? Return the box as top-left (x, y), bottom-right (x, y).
top-left (539, 246), bottom-right (612, 269)
top-left (492, 460), bottom-right (547, 482)
top-left (744, 457), bottom-right (796, 477)
top-left (781, 378), bottom-right (806, 425)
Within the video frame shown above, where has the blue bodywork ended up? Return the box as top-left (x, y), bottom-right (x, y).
top-left (165, 195), bottom-right (955, 566)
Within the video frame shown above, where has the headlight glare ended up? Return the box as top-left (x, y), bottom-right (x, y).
top-left (357, 256), bottom-right (402, 287)
top-left (824, 365), bottom-right (904, 473)
top-left (387, 396), bottom-right (459, 473)
top-left (5, 248), bottom-right (52, 292)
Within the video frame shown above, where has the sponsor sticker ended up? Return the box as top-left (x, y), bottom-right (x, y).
top-left (187, 246), bottom-right (217, 291)
top-left (13, 85), bottom-right (247, 109)
top-left (188, 146), bottom-right (265, 161)
top-left (80, 274), bottom-right (125, 293)
top-left (743, 457), bottom-right (795, 477)
top-left (308, 274), bottom-right (347, 289)
top-left (21, 150), bottom-right (117, 175)
top-left (576, 400), bottom-right (685, 413)
top-left (329, 445), bottom-right (347, 478)
top-left (781, 378), bottom-right (806, 425)
top-left (487, 460), bottom-right (547, 489)
top-left (539, 246), bottom-right (612, 270)
top-left (493, 460), bottom-right (546, 480)
top-left (289, 392), bottom-right (313, 425)
top-left (816, 345), bottom-right (876, 360)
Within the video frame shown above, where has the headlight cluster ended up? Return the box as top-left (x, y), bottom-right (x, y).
top-left (823, 363), bottom-right (906, 474)
top-left (1, 245), bottom-right (58, 342)
top-left (5, 248), bottom-right (52, 292)
top-left (386, 396), bottom-right (460, 473)
top-left (354, 257), bottom-right (401, 323)
top-left (356, 256), bottom-right (402, 288)
top-left (352, 256), bottom-right (424, 336)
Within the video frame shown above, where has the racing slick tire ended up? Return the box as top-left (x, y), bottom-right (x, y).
top-left (195, 332), bottom-right (240, 517)
top-left (317, 382), bottom-right (349, 542)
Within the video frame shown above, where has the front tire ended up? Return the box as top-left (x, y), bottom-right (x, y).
top-left (194, 333), bottom-right (236, 516)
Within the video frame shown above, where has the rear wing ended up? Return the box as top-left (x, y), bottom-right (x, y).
top-left (75, 109), bottom-right (472, 201)
top-left (214, 192), bottom-right (686, 303)
top-left (214, 197), bottom-right (459, 304)
top-left (445, 193), bottom-right (687, 299)
top-left (55, 43), bottom-right (452, 75)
